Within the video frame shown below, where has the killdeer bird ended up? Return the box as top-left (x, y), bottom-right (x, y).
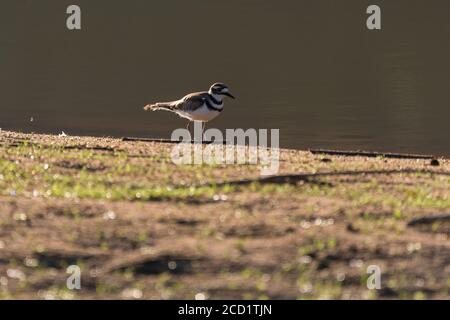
top-left (144, 83), bottom-right (235, 133)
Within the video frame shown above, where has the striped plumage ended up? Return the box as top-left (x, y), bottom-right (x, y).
top-left (144, 83), bottom-right (235, 130)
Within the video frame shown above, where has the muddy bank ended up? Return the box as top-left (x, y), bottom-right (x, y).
top-left (0, 131), bottom-right (449, 299)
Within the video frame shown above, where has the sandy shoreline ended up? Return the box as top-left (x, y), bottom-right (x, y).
top-left (0, 130), bottom-right (449, 299)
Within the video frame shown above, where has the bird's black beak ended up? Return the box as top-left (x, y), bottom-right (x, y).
top-left (223, 92), bottom-right (236, 99)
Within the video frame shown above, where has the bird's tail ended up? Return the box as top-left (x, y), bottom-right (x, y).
top-left (143, 102), bottom-right (174, 111)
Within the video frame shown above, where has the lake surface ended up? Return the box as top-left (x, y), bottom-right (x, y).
top-left (1, 1), bottom-right (450, 156)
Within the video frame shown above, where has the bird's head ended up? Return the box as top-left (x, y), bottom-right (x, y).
top-left (209, 83), bottom-right (235, 99)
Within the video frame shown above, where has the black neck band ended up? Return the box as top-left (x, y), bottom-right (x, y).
top-left (205, 97), bottom-right (223, 112)
top-left (209, 93), bottom-right (222, 105)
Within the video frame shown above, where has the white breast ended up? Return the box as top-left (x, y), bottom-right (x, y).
top-left (177, 103), bottom-right (222, 122)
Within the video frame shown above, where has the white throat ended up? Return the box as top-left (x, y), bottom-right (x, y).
top-left (208, 90), bottom-right (223, 103)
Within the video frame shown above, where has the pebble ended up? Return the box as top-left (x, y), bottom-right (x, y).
top-left (121, 288), bottom-right (143, 299)
top-left (430, 159), bottom-right (440, 166)
top-left (7, 269), bottom-right (26, 281)
top-left (195, 292), bottom-right (207, 300)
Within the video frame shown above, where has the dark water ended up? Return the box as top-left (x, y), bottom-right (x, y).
top-left (1, 1), bottom-right (450, 156)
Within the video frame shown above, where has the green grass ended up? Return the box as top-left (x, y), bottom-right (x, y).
top-left (0, 147), bottom-right (242, 201)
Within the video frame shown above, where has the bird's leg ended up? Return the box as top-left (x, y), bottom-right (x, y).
top-left (186, 121), bottom-right (191, 137)
top-left (202, 122), bottom-right (206, 139)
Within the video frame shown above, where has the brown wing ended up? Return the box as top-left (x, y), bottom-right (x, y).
top-left (174, 91), bottom-right (209, 112)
